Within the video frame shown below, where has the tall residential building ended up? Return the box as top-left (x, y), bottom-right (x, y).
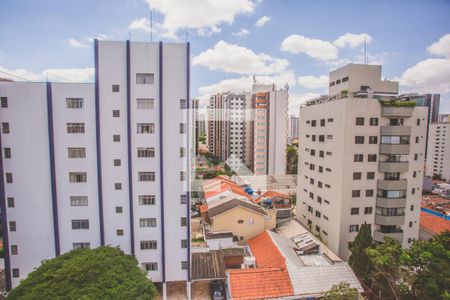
top-left (198, 112), bottom-right (206, 137)
top-left (192, 98), bottom-right (199, 156)
top-left (438, 113), bottom-right (449, 122)
top-left (426, 122), bottom-right (450, 182)
top-left (288, 115), bottom-right (299, 144)
top-left (296, 64), bottom-right (428, 259)
top-left (0, 40), bottom-right (191, 295)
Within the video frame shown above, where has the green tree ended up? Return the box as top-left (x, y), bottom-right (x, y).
top-left (286, 145), bottom-right (298, 174)
top-left (8, 246), bottom-right (157, 300)
top-left (323, 282), bottom-right (359, 300)
top-left (348, 223), bottom-right (373, 284)
top-left (402, 231), bottom-right (450, 299)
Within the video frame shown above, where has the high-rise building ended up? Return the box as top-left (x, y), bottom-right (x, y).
top-left (0, 40), bottom-right (191, 296)
top-left (198, 112), bottom-right (206, 137)
top-left (426, 122), bottom-right (450, 182)
top-left (296, 64), bottom-right (428, 259)
top-left (192, 98), bottom-right (199, 156)
top-left (288, 115), bottom-right (299, 144)
top-left (438, 113), bottom-right (449, 122)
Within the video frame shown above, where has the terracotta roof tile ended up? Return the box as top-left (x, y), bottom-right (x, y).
top-left (202, 176), bottom-right (253, 201)
top-left (254, 190), bottom-right (290, 204)
top-left (420, 211), bottom-right (450, 234)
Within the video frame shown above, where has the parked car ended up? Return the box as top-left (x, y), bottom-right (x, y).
top-left (210, 280), bottom-right (224, 300)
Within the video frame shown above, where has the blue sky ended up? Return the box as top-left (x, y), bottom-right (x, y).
top-left (1, 0), bottom-right (449, 113)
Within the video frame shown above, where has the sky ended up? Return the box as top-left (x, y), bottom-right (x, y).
top-left (1, 0), bottom-right (449, 114)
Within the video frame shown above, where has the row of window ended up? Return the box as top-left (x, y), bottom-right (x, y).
top-left (66, 97), bottom-right (189, 110)
top-left (66, 171), bottom-right (187, 183)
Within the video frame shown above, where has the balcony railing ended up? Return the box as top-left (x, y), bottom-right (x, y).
top-left (375, 214), bottom-right (405, 226)
top-left (374, 229), bottom-right (404, 243)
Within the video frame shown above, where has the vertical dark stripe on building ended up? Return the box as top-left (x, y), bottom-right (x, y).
top-left (186, 42), bottom-right (191, 281)
top-left (46, 82), bottom-right (60, 256)
top-left (159, 41), bottom-right (166, 283)
top-left (0, 127), bottom-right (12, 291)
top-left (126, 40), bottom-right (135, 255)
top-left (94, 39), bottom-right (105, 246)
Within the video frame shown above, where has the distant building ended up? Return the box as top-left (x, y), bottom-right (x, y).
top-left (288, 115), bottom-right (299, 144)
top-left (198, 112), bottom-right (206, 137)
top-left (438, 113), bottom-right (450, 122)
top-left (426, 122), bottom-right (450, 182)
top-left (192, 98), bottom-right (199, 155)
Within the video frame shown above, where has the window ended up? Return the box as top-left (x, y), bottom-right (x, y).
top-left (69, 172), bottom-right (87, 183)
top-left (370, 118), bottom-right (378, 126)
top-left (113, 134), bottom-right (120, 142)
top-left (140, 218), bottom-right (157, 227)
top-left (381, 136), bottom-right (410, 145)
top-left (7, 197), bottom-right (14, 208)
top-left (68, 148), bottom-right (86, 158)
top-left (415, 136), bottom-right (419, 143)
top-left (318, 166), bottom-right (323, 173)
top-left (140, 240), bottom-right (157, 250)
top-left (11, 245), bottom-right (18, 255)
top-left (351, 207), bottom-right (359, 215)
top-left (2, 122), bottom-right (9, 134)
top-left (364, 207), bottom-right (373, 214)
top-left (72, 219), bottom-right (89, 229)
top-left (312, 135), bottom-right (316, 142)
top-left (349, 225), bottom-right (359, 232)
top-left (352, 190), bottom-right (361, 197)
top-left (112, 85), bottom-right (120, 92)
top-left (117, 229), bottom-right (124, 236)
top-left (136, 73), bottom-right (154, 84)
top-left (6, 173), bottom-right (13, 183)
top-left (410, 205), bottom-right (414, 211)
top-left (70, 196), bottom-right (88, 206)
top-left (181, 217), bottom-right (188, 226)
top-left (139, 172), bottom-right (155, 182)
top-left (73, 243), bottom-right (90, 249)
top-left (180, 99), bottom-right (187, 109)
top-left (142, 262), bottom-right (158, 271)
top-left (180, 123), bottom-right (187, 134)
top-left (366, 189), bottom-right (374, 197)
top-left (353, 172), bottom-right (362, 180)
top-left (137, 147), bottom-right (155, 157)
top-left (180, 147), bottom-right (186, 157)
top-left (328, 118), bottom-right (334, 122)
top-left (342, 76), bottom-right (349, 82)
top-left (137, 123), bottom-right (155, 134)
top-left (237, 220), bottom-right (244, 224)
top-left (413, 171), bottom-right (417, 178)
top-left (67, 123), bottom-right (85, 133)
top-left (116, 206), bottom-right (123, 213)
top-left (417, 119), bottom-right (420, 126)
top-left (369, 136), bottom-right (378, 144)
top-left (12, 269), bottom-right (19, 278)
top-left (137, 98), bottom-right (154, 110)
top-left (354, 154), bottom-right (363, 162)
top-left (112, 110), bottom-right (120, 117)
top-left (319, 135), bottom-right (325, 142)
top-left (412, 188), bottom-right (416, 195)
top-left (317, 196), bottom-right (322, 204)
top-left (1, 97), bottom-right (7, 108)
top-left (114, 159), bottom-right (121, 166)
top-left (310, 149), bottom-right (315, 156)
top-left (368, 154), bottom-right (377, 162)
top-left (315, 211), bottom-right (321, 218)
top-left (4, 147), bottom-right (11, 159)
top-left (180, 194), bottom-right (188, 204)
top-left (66, 98), bottom-right (84, 109)
top-left (355, 117), bottom-right (365, 126)
top-left (414, 154), bottom-right (418, 161)
top-left (311, 120), bottom-right (316, 127)
top-left (139, 195), bottom-right (155, 205)
top-left (320, 119), bottom-right (325, 126)
top-left (181, 239), bottom-right (188, 248)
top-left (355, 136), bottom-right (364, 144)
top-left (181, 261), bottom-right (188, 270)
top-left (115, 183), bottom-right (122, 190)
top-left (367, 172), bottom-right (375, 180)
top-left (319, 151), bottom-right (324, 158)
top-left (9, 221), bottom-right (16, 232)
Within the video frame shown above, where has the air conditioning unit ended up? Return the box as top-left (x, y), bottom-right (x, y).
top-left (244, 256), bottom-right (256, 267)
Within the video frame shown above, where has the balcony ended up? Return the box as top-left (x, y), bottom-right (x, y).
top-left (379, 161), bottom-right (409, 172)
top-left (381, 126), bottom-right (411, 136)
top-left (382, 107), bottom-right (413, 117)
top-left (376, 197), bottom-right (406, 208)
top-left (375, 214), bottom-right (405, 226)
top-left (379, 144), bottom-right (410, 155)
top-left (378, 179), bottom-right (407, 190)
top-left (374, 229), bottom-right (404, 243)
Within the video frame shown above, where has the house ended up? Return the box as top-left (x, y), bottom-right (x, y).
top-left (419, 211), bottom-right (450, 240)
top-left (254, 190), bottom-right (293, 220)
top-left (227, 222), bottom-right (363, 299)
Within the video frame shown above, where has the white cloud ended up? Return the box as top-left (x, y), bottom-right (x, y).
top-left (193, 40), bottom-right (289, 74)
top-left (297, 75), bottom-right (328, 89)
top-left (289, 92), bottom-right (321, 114)
top-left (255, 15), bottom-right (270, 27)
top-left (333, 33), bottom-right (372, 48)
top-left (0, 65), bottom-right (94, 82)
top-left (427, 33), bottom-right (450, 58)
top-left (281, 35), bottom-right (338, 61)
top-left (129, 17), bottom-right (152, 32)
top-left (233, 28), bottom-right (250, 37)
top-left (68, 38), bottom-right (89, 48)
top-left (198, 70), bottom-right (296, 96)
top-left (398, 58), bottom-right (450, 95)
top-left (145, 0), bottom-right (256, 38)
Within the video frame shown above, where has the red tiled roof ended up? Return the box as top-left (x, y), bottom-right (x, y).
top-left (254, 190), bottom-right (290, 204)
top-left (228, 231), bottom-right (294, 299)
top-left (420, 211), bottom-right (450, 234)
top-left (202, 176), bottom-right (252, 201)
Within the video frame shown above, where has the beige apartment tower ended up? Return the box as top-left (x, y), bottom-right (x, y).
top-left (296, 64), bottom-right (428, 259)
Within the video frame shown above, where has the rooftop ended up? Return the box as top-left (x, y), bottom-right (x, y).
top-left (420, 211), bottom-right (450, 235)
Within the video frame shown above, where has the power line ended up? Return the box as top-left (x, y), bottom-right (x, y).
top-left (0, 69), bottom-right (32, 82)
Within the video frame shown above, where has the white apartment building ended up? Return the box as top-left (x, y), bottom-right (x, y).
top-left (426, 122), bottom-right (450, 182)
top-left (296, 64), bottom-right (428, 259)
top-left (0, 40), bottom-right (191, 296)
top-left (288, 115), bottom-right (299, 144)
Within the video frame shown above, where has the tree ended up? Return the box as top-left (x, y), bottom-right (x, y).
top-left (8, 246), bottom-right (158, 300)
top-left (323, 282), bottom-right (359, 300)
top-left (286, 145), bottom-right (298, 175)
top-left (402, 231), bottom-right (450, 299)
top-left (348, 223), bottom-right (373, 284)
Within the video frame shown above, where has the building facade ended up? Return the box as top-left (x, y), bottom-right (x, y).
top-left (296, 64), bottom-right (428, 259)
top-left (0, 40), bottom-right (191, 294)
top-left (288, 115), bottom-right (299, 144)
top-left (426, 122), bottom-right (450, 182)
